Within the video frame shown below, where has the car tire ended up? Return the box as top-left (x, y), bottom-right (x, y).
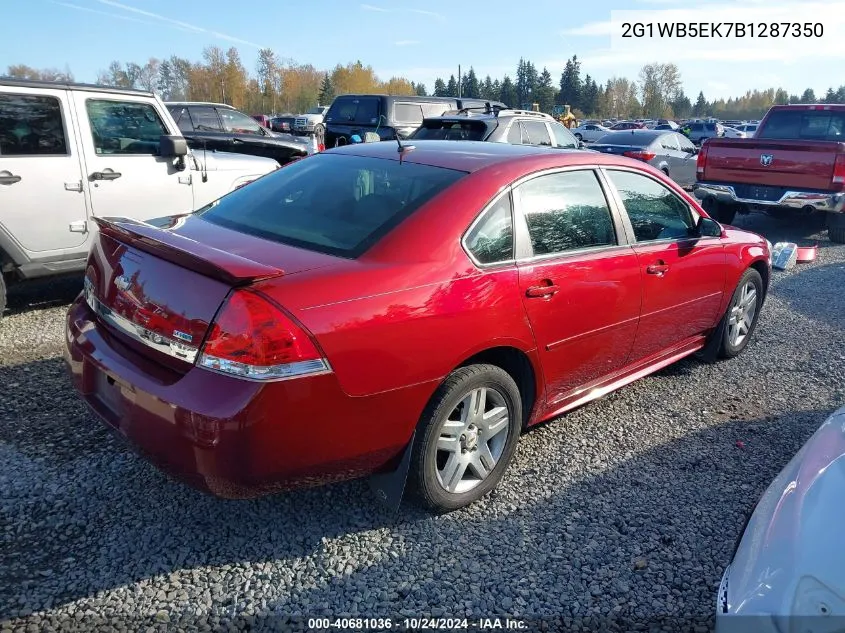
top-left (829, 227), bottom-right (845, 243)
top-left (410, 364), bottom-right (522, 513)
top-left (0, 273), bottom-right (6, 320)
top-left (702, 198), bottom-right (737, 225)
top-left (717, 268), bottom-right (764, 359)
top-left (574, 133), bottom-right (582, 141)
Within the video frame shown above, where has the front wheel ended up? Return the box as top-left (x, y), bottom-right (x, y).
top-left (410, 364), bottom-right (522, 512)
top-left (574, 133), bottom-right (582, 141)
top-left (718, 268), bottom-right (764, 359)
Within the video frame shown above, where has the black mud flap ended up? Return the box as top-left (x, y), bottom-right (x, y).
top-left (698, 309), bottom-right (728, 364)
top-left (368, 431), bottom-right (415, 513)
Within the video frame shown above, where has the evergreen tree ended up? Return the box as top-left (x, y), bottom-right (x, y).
top-left (534, 67), bottom-right (556, 113)
top-left (558, 55), bottom-right (582, 110)
top-left (415, 82), bottom-right (428, 96)
top-left (774, 88), bottom-right (789, 104)
top-left (462, 67), bottom-right (480, 99)
top-left (317, 73), bottom-right (334, 105)
top-left (499, 75), bottom-right (518, 108)
top-left (481, 75), bottom-right (494, 101)
top-left (433, 78), bottom-right (447, 97)
top-left (800, 88), bottom-right (816, 103)
top-left (693, 91), bottom-right (708, 116)
top-left (446, 74), bottom-right (458, 97)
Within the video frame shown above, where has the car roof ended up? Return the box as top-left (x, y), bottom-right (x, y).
top-left (165, 101), bottom-right (236, 109)
top-left (594, 130), bottom-right (669, 142)
top-left (321, 139), bottom-right (639, 173)
top-left (0, 77), bottom-right (152, 97)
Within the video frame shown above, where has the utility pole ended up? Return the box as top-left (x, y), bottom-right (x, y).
top-left (458, 65), bottom-right (461, 98)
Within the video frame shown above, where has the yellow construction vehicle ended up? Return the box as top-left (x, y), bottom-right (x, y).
top-left (557, 104), bottom-right (577, 129)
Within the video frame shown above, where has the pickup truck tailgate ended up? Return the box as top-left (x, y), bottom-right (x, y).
top-left (701, 138), bottom-right (844, 190)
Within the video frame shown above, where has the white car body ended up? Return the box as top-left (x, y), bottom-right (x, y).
top-left (735, 123), bottom-right (758, 137)
top-left (570, 123), bottom-right (612, 143)
top-left (722, 126), bottom-right (747, 138)
top-left (0, 79), bottom-right (279, 285)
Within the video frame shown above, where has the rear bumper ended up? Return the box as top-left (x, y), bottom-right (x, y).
top-left (694, 182), bottom-right (845, 213)
top-left (64, 296), bottom-right (429, 499)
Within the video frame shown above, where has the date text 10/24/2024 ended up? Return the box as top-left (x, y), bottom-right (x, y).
top-left (307, 617), bottom-right (528, 630)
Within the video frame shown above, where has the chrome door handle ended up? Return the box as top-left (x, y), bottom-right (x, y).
top-left (0, 172), bottom-right (21, 185)
top-left (91, 170), bottom-right (122, 181)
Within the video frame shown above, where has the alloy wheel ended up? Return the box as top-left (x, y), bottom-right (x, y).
top-left (728, 281), bottom-right (758, 347)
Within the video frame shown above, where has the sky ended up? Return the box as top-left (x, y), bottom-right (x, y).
top-left (3, 0), bottom-right (845, 101)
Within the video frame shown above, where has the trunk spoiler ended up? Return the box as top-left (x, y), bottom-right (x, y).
top-left (93, 216), bottom-right (284, 286)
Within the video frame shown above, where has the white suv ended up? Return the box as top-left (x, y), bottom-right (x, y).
top-left (0, 79), bottom-right (279, 317)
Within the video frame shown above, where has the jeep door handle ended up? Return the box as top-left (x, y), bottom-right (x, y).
top-left (526, 284), bottom-right (560, 298)
top-left (0, 172), bottom-right (21, 185)
top-left (90, 170), bottom-right (122, 181)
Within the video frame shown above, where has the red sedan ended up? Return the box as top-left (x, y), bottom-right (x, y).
top-left (64, 140), bottom-right (770, 512)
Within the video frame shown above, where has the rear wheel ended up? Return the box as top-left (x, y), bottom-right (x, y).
top-left (411, 364), bottom-right (522, 513)
top-left (0, 273), bottom-right (6, 320)
top-left (718, 268), bottom-right (764, 359)
top-left (827, 212), bottom-right (845, 244)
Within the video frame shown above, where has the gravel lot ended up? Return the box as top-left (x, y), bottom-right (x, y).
top-left (2, 212), bottom-right (844, 632)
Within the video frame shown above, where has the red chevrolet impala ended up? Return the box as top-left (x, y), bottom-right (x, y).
top-left (64, 140), bottom-right (770, 512)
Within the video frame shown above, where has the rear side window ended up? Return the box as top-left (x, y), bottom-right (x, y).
top-left (515, 170), bottom-right (617, 256)
top-left (197, 154), bottom-right (467, 257)
top-left (0, 94), bottom-right (68, 156)
top-left (464, 194), bottom-right (514, 264)
top-left (394, 103), bottom-right (424, 125)
top-left (326, 97), bottom-right (381, 125)
top-left (758, 110), bottom-right (845, 142)
top-left (86, 99), bottom-right (167, 155)
top-left (523, 121), bottom-right (552, 147)
top-left (507, 122), bottom-right (525, 144)
top-left (219, 108), bottom-right (264, 135)
top-left (411, 120), bottom-right (488, 141)
top-left (189, 106), bottom-right (222, 131)
top-left (168, 106), bottom-right (194, 133)
top-left (549, 122), bottom-right (578, 148)
top-left (421, 103), bottom-right (450, 118)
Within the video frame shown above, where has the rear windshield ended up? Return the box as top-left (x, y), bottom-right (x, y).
top-left (757, 110), bottom-right (845, 141)
top-left (197, 154), bottom-right (466, 257)
top-left (594, 133), bottom-right (656, 147)
top-left (325, 97), bottom-right (381, 125)
top-left (410, 120), bottom-right (489, 141)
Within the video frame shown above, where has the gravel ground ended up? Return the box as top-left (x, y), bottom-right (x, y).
top-left (2, 212), bottom-right (844, 632)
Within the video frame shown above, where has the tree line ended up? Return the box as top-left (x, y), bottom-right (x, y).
top-left (5, 50), bottom-right (845, 121)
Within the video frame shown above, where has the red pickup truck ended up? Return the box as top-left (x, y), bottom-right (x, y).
top-left (693, 104), bottom-right (845, 242)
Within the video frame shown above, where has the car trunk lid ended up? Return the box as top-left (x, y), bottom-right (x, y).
top-left (701, 138), bottom-right (844, 190)
top-left (84, 216), bottom-right (335, 371)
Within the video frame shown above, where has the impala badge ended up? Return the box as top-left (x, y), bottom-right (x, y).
top-left (172, 330), bottom-right (193, 343)
top-left (760, 154), bottom-right (774, 167)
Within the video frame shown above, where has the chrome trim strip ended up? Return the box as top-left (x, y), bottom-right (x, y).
top-left (693, 183), bottom-right (845, 212)
top-left (197, 353), bottom-right (332, 382)
top-left (84, 279), bottom-right (199, 364)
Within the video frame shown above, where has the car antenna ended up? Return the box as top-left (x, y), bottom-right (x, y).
top-left (395, 132), bottom-right (415, 163)
top-left (201, 139), bottom-right (208, 182)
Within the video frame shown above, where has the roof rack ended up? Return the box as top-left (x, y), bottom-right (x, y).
top-left (497, 109), bottom-right (555, 120)
top-left (451, 101), bottom-right (509, 116)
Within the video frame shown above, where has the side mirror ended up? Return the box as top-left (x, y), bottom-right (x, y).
top-left (159, 135), bottom-right (188, 158)
top-left (697, 215), bottom-right (722, 237)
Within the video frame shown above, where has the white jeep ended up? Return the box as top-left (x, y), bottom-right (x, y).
top-left (0, 79), bottom-right (280, 317)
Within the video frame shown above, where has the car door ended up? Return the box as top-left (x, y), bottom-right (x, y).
top-left (602, 168), bottom-right (726, 362)
top-left (675, 133), bottom-right (699, 186)
top-left (0, 88), bottom-right (90, 255)
top-left (514, 168), bottom-right (642, 405)
top-left (72, 91), bottom-right (194, 220)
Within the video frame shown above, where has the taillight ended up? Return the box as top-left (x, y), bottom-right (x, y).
top-left (198, 290), bottom-right (329, 380)
top-left (623, 150), bottom-right (656, 162)
top-left (833, 154), bottom-right (845, 189)
top-left (696, 143), bottom-right (709, 177)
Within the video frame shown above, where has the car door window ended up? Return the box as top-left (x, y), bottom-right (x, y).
top-left (678, 134), bottom-right (696, 153)
top-left (506, 121), bottom-right (525, 145)
top-left (188, 106), bottom-right (222, 132)
top-left (218, 108), bottom-right (264, 135)
top-left (515, 170), bottom-right (617, 256)
top-left (0, 93), bottom-right (68, 156)
top-left (606, 170), bottom-right (696, 242)
top-left (464, 193), bottom-right (514, 264)
top-left (523, 120), bottom-right (552, 146)
top-left (660, 134), bottom-right (680, 151)
top-left (549, 122), bottom-right (578, 148)
top-left (85, 99), bottom-right (167, 155)
top-left (394, 103), bottom-right (424, 125)
top-left (168, 106), bottom-right (194, 133)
